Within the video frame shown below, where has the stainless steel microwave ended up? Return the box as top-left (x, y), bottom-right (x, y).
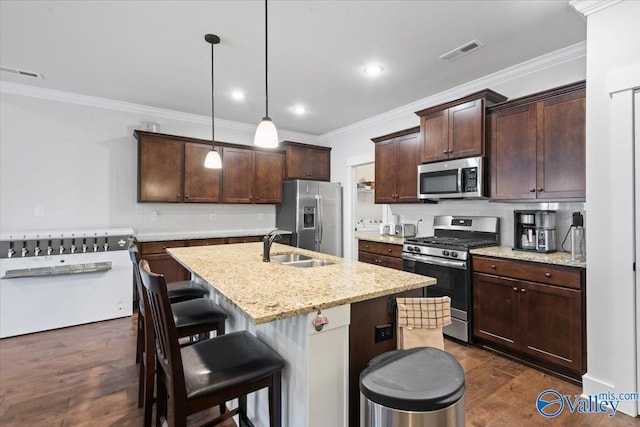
top-left (417, 156), bottom-right (486, 200)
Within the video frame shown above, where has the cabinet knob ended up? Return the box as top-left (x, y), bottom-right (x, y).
top-left (521, 288), bottom-right (526, 293)
top-left (185, 194), bottom-right (190, 199)
top-left (529, 188), bottom-right (536, 192)
top-left (544, 272), bottom-right (551, 278)
top-left (448, 149), bottom-right (453, 154)
top-left (513, 287), bottom-right (518, 291)
top-left (490, 264), bottom-right (496, 269)
top-left (442, 150), bottom-right (449, 154)
top-left (388, 248), bottom-right (392, 252)
top-left (537, 188), bottom-right (544, 192)
top-left (365, 245), bottom-right (370, 249)
top-left (177, 194), bottom-right (181, 198)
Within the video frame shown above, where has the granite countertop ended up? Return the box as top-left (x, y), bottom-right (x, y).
top-left (136, 229), bottom-right (291, 242)
top-left (471, 246), bottom-right (586, 269)
top-left (167, 242), bottom-right (435, 324)
top-left (354, 231), bottom-right (405, 245)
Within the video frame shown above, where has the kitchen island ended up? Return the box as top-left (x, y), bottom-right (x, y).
top-left (167, 242), bottom-right (435, 427)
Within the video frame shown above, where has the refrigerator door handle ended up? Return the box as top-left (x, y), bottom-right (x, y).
top-left (315, 195), bottom-right (321, 245)
top-left (318, 195), bottom-right (324, 247)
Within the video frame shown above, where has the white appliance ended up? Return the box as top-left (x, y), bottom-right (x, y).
top-left (0, 228), bottom-right (133, 338)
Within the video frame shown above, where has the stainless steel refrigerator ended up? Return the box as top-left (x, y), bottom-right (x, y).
top-left (276, 180), bottom-right (342, 257)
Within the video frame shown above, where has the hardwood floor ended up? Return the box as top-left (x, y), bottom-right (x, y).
top-left (0, 315), bottom-right (638, 426)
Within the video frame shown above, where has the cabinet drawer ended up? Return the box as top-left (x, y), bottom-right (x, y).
top-left (188, 238), bottom-right (227, 247)
top-left (473, 256), bottom-right (581, 290)
top-left (358, 241), bottom-right (403, 258)
top-left (358, 252), bottom-right (404, 271)
top-left (228, 236), bottom-right (263, 244)
top-left (139, 240), bottom-right (187, 255)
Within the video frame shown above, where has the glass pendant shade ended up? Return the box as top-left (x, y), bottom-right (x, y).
top-left (254, 117), bottom-right (279, 148)
top-left (204, 149), bottom-right (222, 169)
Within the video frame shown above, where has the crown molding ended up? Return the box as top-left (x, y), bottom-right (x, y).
top-left (0, 80), bottom-right (320, 144)
top-left (319, 41), bottom-right (586, 142)
top-left (569, 0), bottom-right (622, 16)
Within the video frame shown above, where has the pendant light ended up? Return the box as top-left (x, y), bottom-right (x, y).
top-left (204, 34), bottom-right (222, 169)
top-left (254, 0), bottom-right (279, 148)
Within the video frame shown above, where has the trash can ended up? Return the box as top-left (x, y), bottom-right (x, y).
top-left (359, 347), bottom-right (464, 427)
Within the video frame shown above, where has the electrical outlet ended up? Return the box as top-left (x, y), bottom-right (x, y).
top-left (375, 323), bottom-right (393, 343)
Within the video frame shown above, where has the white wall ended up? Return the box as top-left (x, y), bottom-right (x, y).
top-left (322, 45), bottom-right (587, 259)
top-left (0, 88), bottom-right (319, 235)
top-left (581, 0), bottom-right (640, 416)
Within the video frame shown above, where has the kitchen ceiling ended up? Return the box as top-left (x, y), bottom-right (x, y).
top-left (0, 1), bottom-right (585, 136)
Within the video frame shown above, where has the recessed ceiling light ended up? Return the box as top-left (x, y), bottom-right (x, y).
top-left (363, 64), bottom-right (384, 76)
top-left (292, 105), bottom-right (307, 115)
top-left (231, 91), bottom-right (245, 100)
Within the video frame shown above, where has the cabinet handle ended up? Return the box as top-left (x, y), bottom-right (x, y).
top-left (490, 264), bottom-right (496, 269)
top-left (544, 272), bottom-right (551, 277)
top-left (538, 188), bottom-right (544, 192)
top-left (513, 287), bottom-right (518, 291)
top-left (521, 288), bottom-right (526, 293)
top-left (529, 188), bottom-right (536, 192)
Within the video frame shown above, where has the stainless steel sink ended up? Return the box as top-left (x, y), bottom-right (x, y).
top-left (282, 259), bottom-right (335, 268)
top-left (270, 253), bottom-right (313, 263)
top-left (271, 253), bottom-right (334, 268)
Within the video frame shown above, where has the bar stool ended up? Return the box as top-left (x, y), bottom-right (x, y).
top-left (131, 243), bottom-right (209, 363)
top-left (129, 245), bottom-right (228, 427)
top-left (139, 260), bottom-right (285, 427)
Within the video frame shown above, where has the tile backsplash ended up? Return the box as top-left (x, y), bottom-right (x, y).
top-left (133, 203), bottom-right (276, 235)
top-left (389, 200), bottom-right (586, 251)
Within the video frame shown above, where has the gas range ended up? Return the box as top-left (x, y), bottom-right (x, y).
top-left (402, 215), bottom-right (499, 343)
top-left (403, 216), bottom-right (500, 261)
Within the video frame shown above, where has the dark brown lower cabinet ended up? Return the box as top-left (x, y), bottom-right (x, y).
top-left (348, 288), bottom-right (423, 427)
top-left (357, 240), bottom-right (404, 270)
top-left (472, 256), bottom-right (585, 379)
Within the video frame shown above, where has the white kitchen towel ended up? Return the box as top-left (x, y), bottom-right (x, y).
top-left (396, 297), bottom-right (451, 350)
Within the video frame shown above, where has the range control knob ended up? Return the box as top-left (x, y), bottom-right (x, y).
top-left (451, 251), bottom-right (458, 258)
top-left (412, 246), bottom-right (420, 253)
top-left (442, 250), bottom-right (450, 256)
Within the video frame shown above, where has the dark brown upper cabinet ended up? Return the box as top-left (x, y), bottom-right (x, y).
top-left (372, 127), bottom-right (421, 204)
top-left (415, 89), bottom-right (507, 164)
top-left (488, 81), bottom-right (586, 201)
top-left (284, 141), bottom-right (331, 181)
top-left (222, 146), bottom-right (285, 204)
top-left (135, 131), bottom-right (221, 203)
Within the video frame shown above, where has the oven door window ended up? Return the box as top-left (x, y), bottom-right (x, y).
top-left (420, 169), bottom-right (459, 194)
top-left (407, 260), bottom-right (469, 312)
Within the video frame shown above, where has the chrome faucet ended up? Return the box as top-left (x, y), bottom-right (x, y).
top-left (262, 229), bottom-right (282, 262)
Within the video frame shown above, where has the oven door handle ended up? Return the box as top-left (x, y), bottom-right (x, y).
top-left (403, 253), bottom-right (467, 270)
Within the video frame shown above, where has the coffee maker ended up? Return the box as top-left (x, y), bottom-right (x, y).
top-left (513, 210), bottom-right (557, 253)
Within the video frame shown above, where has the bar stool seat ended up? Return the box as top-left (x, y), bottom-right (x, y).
top-left (167, 280), bottom-right (209, 303)
top-left (173, 298), bottom-right (228, 338)
top-left (182, 330), bottom-right (285, 401)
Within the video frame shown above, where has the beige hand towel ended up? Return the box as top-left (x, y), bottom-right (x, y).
top-left (396, 297), bottom-right (451, 350)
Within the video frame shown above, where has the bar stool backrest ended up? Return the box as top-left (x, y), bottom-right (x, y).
top-left (128, 244), bottom-right (145, 315)
top-left (138, 259), bottom-right (187, 401)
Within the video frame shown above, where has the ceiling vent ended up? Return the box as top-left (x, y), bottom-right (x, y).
top-left (0, 66), bottom-right (43, 79)
top-left (439, 40), bottom-right (484, 62)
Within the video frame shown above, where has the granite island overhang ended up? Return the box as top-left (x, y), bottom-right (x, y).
top-left (166, 242), bottom-right (436, 427)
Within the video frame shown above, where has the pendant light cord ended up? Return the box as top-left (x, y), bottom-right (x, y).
top-left (264, 0), bottom-right (269, 119)
top-left (211, 39), bottom-right (215, 146)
